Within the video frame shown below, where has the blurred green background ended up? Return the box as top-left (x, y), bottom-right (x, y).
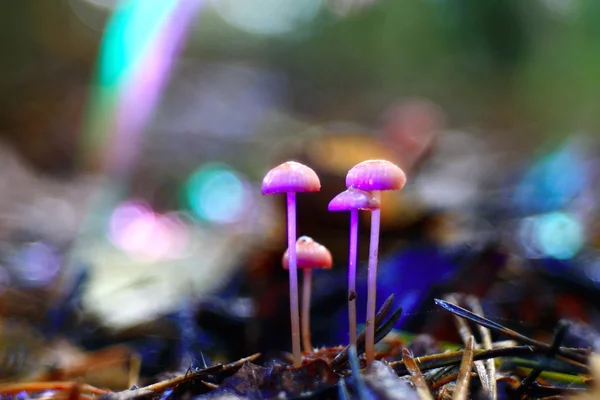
top-left (2, 0), bottom-right (600, 175)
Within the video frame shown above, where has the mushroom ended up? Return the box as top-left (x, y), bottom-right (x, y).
top-left (262, 161), bottom-right (320, 367)
top-left (346, 160), bottom-right (406, 364)
top-left (328, 187), bottom-right (380, 348)
top-left (283, 236), bottom-right (332, 353)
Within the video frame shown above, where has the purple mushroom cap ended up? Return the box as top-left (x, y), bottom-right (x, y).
top-left (328, 187), bottom-right (381, 212)
top-left (262, 161), bottom-right (321, 195)
top-left (345, 159), bottom-right (406, 191)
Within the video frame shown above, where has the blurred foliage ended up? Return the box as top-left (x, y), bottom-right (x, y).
top-left (189, 0), bottom-right (600, 138)
top-left (1, 0), bottom-right (600, 173)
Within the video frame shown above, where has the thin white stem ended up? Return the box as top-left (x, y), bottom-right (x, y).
top-left (348, 210), bottom-right (359, 348)
top-left (286, 192), bottom-right (301, 367)
top-left (301, 268), bottom-right (313, 353)
top-left (365, 190), bottom-right (381, 365)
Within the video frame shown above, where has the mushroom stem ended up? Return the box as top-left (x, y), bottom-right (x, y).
top-left (365, 190), bottom-right (381, 365)
top-left (301, 268), bottom-right (313, 353)
top-left (348, 209), bottom-right (359, 348)
top-left (286, 191), bottom-right (302, 367)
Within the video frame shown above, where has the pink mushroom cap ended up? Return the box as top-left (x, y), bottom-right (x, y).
top-left (262, 161), bottom-right (321, 195)
top-left (345, 160), bottom-right (406, 191)
top-left (328, 187), bottom-right (381, 212)
top-left (282, 236), bottom-right (333, 270)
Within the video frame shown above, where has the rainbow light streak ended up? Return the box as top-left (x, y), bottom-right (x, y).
top-left (68, 0), bottom-right (205, 265)
top-left (80, 0), bottom-right (205, 176)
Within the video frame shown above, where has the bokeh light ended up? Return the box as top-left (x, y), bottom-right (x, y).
top-left (515, 141), bottom-right (588, 215)
top-left (519, 212), bottom-right (585, 260)
top-left (536, 212), bottom-right (584, 260)
top-left (8, 242), bottom-right (62, 287)
top-left (109, 200), bottom-right (151, 238)
top-left (184, 163), bottom-right (251, 224)
top-left (108, 200), bottom-right (192, 262)
top-left (212, 0), bottom-right (322, 36)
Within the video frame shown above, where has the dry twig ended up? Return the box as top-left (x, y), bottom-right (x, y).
top-left (402, 348), bottom-right (434, 400)
top-left (453, 336), bottom-right (474, 400)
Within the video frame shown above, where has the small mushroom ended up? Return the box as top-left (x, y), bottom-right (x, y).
top-left (283, 236), bottom-right (332, 353)
top-left (262, 161), bottom-right (320, 367)
top-left (328, 187), bottom-right (380, 348)
top-left (346, 160), bottom-right (406, 364)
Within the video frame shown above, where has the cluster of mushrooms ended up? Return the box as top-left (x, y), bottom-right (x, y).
top-left (262, 159), bottom-right (407, 368)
